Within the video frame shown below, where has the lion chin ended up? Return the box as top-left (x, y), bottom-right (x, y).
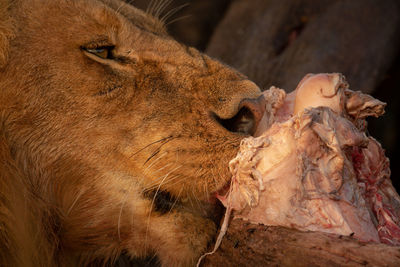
top-left (0, 0), bottom-right (264, 266)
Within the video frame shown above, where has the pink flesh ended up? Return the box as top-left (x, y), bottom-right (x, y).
top-left (219, 73), bottom-right (400, 245)
top-left (351, 139), bottom-right (400, 245)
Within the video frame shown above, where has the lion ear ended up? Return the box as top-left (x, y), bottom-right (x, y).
top-left (0, 1), bottom-right (15, 67)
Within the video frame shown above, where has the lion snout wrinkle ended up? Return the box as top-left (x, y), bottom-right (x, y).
top-left (0, 0), bottom-right (261, 266)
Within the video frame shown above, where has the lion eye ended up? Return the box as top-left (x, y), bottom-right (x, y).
top-left (85, 46), bottom-right (114, 60)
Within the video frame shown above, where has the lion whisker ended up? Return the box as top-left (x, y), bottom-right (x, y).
top-left (144, 148), bottom-right (161, 165)
top-left (145, 161), bottom-right (173, 177)
top-left (144, 164), bottom-right (182, 250)
top-left (130, 135), bottom-right (173, 159)
top-left (66, 188), bottom-right (86, 215)
top-left (154, 175), bottom-right (183, 192)
top-left (114, 0), bottom-right (128, 14)
top-left (203, 179), bottom-right (210, 204)
top-left (143, 165), bottom-right (183, 192)
top-left (188, 196), bottom-right (196, 211)
top-left (148, 0), bottom-right (166, 18)
top-left (191, 184), bottom-right (202, 210)
top-left (154, 0), bottom-right (173, 19)
top-left (159, 3), bottom-right (189, 25)
top-left (168, 186), bottom-right (183, 213)
top-left (145, 173), bottom-right (183, 193)
top-left (165, 14), bottom-right (191, 26)
top-left (143, 152), bottom-right (168, 174)
top-left (143, 136), bottom-right (175, 165)
top-left (146, 0), bottom-right (157, 16)
top-left (117, 182), bottom-right (133, 241)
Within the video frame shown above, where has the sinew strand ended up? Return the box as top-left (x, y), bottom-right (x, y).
top-left (196, 179), bottom-right (235, 267)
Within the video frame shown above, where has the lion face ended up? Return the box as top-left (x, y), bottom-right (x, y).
top-left (3, 0), bottom-right (261, 200)
top-left (0, 0), bottom-right (263, 264)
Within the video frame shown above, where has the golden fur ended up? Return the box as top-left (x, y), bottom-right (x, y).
top-left (0, 0), bottom-right (261, 266)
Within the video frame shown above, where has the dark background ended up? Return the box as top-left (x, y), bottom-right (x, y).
top-left (130, 0), bottom-right (400, 190)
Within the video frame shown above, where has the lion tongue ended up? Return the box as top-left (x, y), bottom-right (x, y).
top-left (215, 184), bottom-right (230, 200)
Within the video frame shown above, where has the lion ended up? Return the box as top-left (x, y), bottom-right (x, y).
top-left (0, 0), bottom-right (264, 266)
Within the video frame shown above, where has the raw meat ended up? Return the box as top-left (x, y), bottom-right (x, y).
top-left (219, 73), bottom-right (400, 245)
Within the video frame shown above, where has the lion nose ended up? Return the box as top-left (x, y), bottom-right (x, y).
top-left (215, 95), bottom-right (266, 136)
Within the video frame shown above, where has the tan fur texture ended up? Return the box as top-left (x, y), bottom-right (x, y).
top-left (0, 0), bottom-right (261, 266)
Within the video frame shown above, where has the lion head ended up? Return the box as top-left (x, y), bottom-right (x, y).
top-left (0, 0), bottom-right (264, 266)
